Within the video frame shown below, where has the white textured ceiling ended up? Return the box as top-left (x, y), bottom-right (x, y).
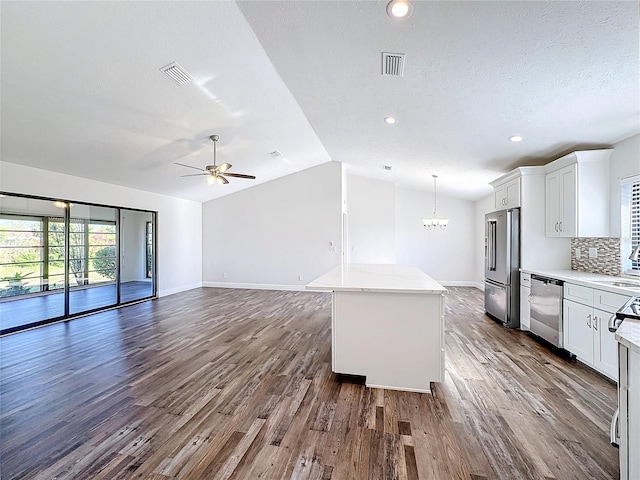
top-left (2, 1), bottom-right (638, 202)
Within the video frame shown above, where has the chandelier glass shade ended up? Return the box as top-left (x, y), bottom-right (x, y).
top-left (423, 175), bottom-right (449, 230)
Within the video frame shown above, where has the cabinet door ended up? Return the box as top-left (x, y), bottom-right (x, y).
top-left (593, 308), bottom-right (617, 380)
top-left (505, 179), bottom-right (521, 208)
top-left (546, 171), bottom-right (561, 236)
top-left (558, 164), bottom-right (577, 236)
top-left (563, 300), bottom-right (593, 363)
top-left (520, 285), bottom-right (530, 331)
top-left (494, 185), bottom-right (506, 210)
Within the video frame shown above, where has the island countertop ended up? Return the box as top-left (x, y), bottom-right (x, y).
top-left (306, 263), bottom-right (447, 294)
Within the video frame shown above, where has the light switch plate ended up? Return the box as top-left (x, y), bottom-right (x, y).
top-left (588, 247), bottom-right (598, 258)
top-left (575, 248), bottom-right (581, 259)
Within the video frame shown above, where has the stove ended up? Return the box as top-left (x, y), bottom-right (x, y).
top-left (609, 296), bottom-right (640, 332)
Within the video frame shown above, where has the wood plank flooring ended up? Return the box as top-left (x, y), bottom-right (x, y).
top-left (0, 287), bottom-right (619, 479)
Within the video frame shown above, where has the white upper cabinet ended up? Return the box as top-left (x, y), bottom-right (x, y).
top-left (491, 176), bottom-right (521, 210)
top-left (544, 149), bottom-right (612, 238)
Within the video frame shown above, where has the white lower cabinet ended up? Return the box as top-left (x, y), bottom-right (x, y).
top-left (520, 284), bottom-right (530, 331)
top-left (564, 300), bottom-right (595, 364)
top-left (563, 284), bottom-right (630, 381)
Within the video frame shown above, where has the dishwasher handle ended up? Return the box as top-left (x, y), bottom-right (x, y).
top-left (531, 274), bottom-right (564, 286)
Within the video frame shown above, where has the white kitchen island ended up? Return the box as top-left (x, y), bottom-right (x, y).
top-left (307, 264), bottom-right (447, 393)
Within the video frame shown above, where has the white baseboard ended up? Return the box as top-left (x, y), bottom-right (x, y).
top-left (158, 282), bottom-right (203, 297)
top-left (202, 282), bottom-right (307, 292)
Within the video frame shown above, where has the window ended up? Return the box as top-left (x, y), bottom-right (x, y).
top-left (0, 216), bottom-right (45, 297)
top-left (621, 175), bottom-right (640, 276)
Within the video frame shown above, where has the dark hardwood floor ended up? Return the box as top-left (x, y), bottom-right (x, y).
top-left (0, 287), bottom-right (619, 479)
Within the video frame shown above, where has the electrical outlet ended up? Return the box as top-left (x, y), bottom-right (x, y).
top-left (223, 272), bottom-right (228, 279)
top-left (588, 247), bottom-right (598, 258)
top-left (575, 248), bottom-right (581, 259)
top-left (298, 274), bottom-right (304, 281)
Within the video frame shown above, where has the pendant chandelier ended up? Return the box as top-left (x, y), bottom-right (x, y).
top-left (423, 175), bottom-right (449, 230)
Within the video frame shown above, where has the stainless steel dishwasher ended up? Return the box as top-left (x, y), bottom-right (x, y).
top-left (529, 275), bottom-right (564, 347)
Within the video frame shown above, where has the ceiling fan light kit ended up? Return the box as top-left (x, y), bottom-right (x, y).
top-left (175, 134), bottom-right (256, 186)
top-left (423, 175), bottom-right (449, 230)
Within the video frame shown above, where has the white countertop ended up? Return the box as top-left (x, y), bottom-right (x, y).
top-left (306, 264), bottom-right (447, 294)
top-left (616, 318), bottom-right (640, 355)
top-left (520, 268), bottom-right (640, 296)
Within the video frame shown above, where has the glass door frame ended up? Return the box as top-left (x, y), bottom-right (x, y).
top-left (0, 191), bottom-right (157, 335)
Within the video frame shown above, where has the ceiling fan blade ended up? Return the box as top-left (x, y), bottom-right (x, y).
top-left (175, 162), bottom-right (205, 172)
top-left (218, 176), bottom-right (229, 185)
top-left (217, 162), bottom-right (232, 173)
top-left (223, 173), bottom-right (256, 179)
top-left (181, 173), bottom-right (209, 177)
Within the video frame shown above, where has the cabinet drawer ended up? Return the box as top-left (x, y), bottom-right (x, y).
top-left (594, 290), bottom-right (631, 313)
top-left (564, 283), bottom-right (594, 306)
top-left (521, 272), bottom-right (531, 287)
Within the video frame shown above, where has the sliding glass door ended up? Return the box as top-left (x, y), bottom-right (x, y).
top-left (0, 197), bottom-right (66, 330)
top-left (120, 209), bottom-right (155, 303)
top-left (68, 204), bottom-right (119, 315)
top-left (0, 193), bottom-right (156, 334)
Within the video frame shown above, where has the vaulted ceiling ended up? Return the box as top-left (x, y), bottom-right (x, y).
top-left (1, 1), bottom-right (638, 202)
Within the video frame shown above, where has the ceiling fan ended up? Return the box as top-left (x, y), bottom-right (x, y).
top-left (175, 134), bottom-right (256, 185)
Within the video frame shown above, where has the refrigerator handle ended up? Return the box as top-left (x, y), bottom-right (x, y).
top-left (488, 220), bottom-right (497, 271)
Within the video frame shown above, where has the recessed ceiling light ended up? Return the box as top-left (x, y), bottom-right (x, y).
top-left (386, 0), bottom-right (413, 18)
top-left (508, 135), bottom-right (525, 142)
top-left (384, 116), bottom-right (397, 124)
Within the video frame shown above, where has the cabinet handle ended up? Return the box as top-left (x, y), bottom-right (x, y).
top-left (555, 222), bottom-right (559, 232)
top-left (594, 316), bottom-right (598, 331)
top-left (587, 314), bottom-right (592, 328)
top-left (559, 221), bottom-right (563, 232)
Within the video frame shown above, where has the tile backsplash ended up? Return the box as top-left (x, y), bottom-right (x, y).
top-left (571, 237), bottom-right (621, 276)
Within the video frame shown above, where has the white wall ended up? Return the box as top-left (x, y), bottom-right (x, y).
top-left (344, 175), bottom-right (477, 285)
top-left (202, 162), bottom-right (342, 288)
top-left (610, 133), bottom-right (640, 236)
top-left (346, 175), bottom-right (395, 264)
top-left (395, 185), bottom-right (476, 284)
top-left (0, 161), bottom-right (202, 297)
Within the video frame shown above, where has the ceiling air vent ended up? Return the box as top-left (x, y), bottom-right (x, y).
top-left (382, 52), bottom-right (405, 77)
top-left (268, 150), bottom-right (283, 158)
top-left (383, 165), bottom-right (392, 171)
top-left (160, 62), bottom-right (193, 85)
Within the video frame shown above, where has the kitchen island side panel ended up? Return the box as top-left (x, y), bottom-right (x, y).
top-left (332, 290), bottom-right (444, 393)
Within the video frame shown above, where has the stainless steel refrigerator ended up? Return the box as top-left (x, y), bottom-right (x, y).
top-left (484, 208), bottom-right (520, 328)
